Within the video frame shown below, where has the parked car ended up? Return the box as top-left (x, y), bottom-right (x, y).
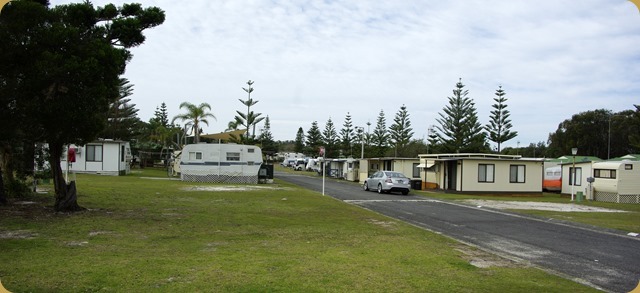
top-left (363, 171), bottom-right (410, 195)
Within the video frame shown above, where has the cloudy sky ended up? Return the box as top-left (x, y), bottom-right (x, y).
top-left (50, 0), bottom-right (640, 148)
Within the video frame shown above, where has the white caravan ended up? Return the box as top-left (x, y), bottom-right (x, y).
top-left (180, 143), bottom-right (263, 184)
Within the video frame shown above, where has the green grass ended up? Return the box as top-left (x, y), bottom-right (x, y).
top-left (416, 191), bottom-right (640, 233)
top-left (0, 169), bottom-right (597, 292)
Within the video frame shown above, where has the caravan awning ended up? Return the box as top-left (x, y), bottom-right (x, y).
top-left (417, 160), bottom-right (435, 168)
top-left (200, 129), bottom-right (247, 141)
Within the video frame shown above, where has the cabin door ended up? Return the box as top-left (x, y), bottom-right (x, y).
top-left (446, 161), bottom-right (457, 191)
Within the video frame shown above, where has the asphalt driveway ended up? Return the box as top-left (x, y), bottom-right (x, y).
top-left (277, 171), bottom-right (640, 293)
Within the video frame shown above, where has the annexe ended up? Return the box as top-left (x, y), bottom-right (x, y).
top-left (417, 153), bottom-right (543, 194)
top-left (61, 139), bottom-right (131, 176)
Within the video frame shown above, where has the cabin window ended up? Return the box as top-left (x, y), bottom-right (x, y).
top-left (478, 164), bottom-right (495, 183)
top-left (86, 145), bottom-right (103, 162)
top-left (248, 148), bottom-right (255, 153)
top-left (594, 169), bottom-right (616, 179)
top-left (412, 163), bottom-right (420, 178)
top-left (227, 152), bottom-right (241, 161)
top-left (569, 167), bottom-right (582, 186)
top-left (509, 165), bottom-right (525, 183)
top-left (189, 152), bottom-right (202, 160)
top-left (625, 164), bottom-right (633, 170)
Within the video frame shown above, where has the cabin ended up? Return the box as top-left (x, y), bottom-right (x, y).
top-left (62, 140), bottom-right (131, 176)
top-left (417, 153), bottom-right (544, 194)
top-left (591, 161), bottom-right (640, 203)
top-left (560, 157), bottom-right (601, 198)
top-left (179, 143), bottom-right (263, 184)
top-left (358, 157), bottom-right (421, 183)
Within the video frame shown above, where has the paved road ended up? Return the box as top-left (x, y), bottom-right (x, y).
top-left (277, 171), bottom-right (640, 293)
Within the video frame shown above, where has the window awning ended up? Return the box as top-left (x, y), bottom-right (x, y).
top-left (417, 160), bottom-right (435, 168)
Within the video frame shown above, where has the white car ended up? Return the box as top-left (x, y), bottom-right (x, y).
top-left (363, 171), bottom-right (411, 195)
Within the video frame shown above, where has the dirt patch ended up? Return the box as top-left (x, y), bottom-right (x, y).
top-left (182, 185), bottom-right (292, 192)
top-left (454, 244), bottom-right (522, 268)
top-left (367, 219), bottom-right (397, 230)
top-left (462, 200), bottom-right (627, 213)
top-left (0, 230), bottom-right (38, 239)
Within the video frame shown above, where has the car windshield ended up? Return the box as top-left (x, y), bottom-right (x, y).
top-left (385, 172), bottom-right (406, 178)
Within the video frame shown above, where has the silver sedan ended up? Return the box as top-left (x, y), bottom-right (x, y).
top-left (363, 171), bottom-right (411, 195)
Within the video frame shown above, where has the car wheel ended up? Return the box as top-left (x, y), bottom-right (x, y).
top-left (377, 184), bottom-right (383, 194)
top-left (363, 182), bottom-right (369, 191)
top-left (402, 190), bottom-right (409, 195)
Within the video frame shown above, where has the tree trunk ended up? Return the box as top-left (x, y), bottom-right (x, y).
top-left (49, 143), bottom-right (83, 212)
top-left (0, 168), bottom-right (7, 205)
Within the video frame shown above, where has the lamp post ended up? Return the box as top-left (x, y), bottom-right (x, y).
top-left (356, 126), bottom-right (364, 159)
top-left (427, 125), bottom-right (435, 154)
top-left (571, 147), bottom-right (577, 201)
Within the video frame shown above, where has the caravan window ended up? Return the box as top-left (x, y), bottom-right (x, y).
top-left (248, 148), bottom-right (255, 153)
top-left (625, 164), bottom-right (633, 170)
top-left (569, 167), bottom-right (582, 186)
top-left (478, 164), bottom-right (495, 183)
top-left (509, 165), bottom-right (525, 183)
top-left (227, 152), bottom-right (241, 161)
top-left (189, 152), bottom-right (202, 160)
top-left (594, 169), bottom-right (616, 179)
top-left (87, 145), bottom-right (103, 162)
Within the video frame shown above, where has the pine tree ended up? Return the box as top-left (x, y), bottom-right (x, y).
top-left (235, 80), bottom-right (264, 142)
top-left (305, 121), bottom-right (323, 155)
top-left (485, 85), bottom-right (517, 153)
top-left (434, 78), bottom-right (486, 153)
top-left (258, 116), bottom-right (276, 153)
top-left (323, 118), bottom-right (339, 158)
top-left (389, 104), bottom-right (414, 157)
top-left (102, 78), bottom-right (141, 141)
top-left (372, 110), bottom-right (389, 157)
top-left (294, 127), bottom-right (305, 154)
top-left (339, 112), bottom-right (355, 157)
top-left (153, 102), bottom-right (169, 127)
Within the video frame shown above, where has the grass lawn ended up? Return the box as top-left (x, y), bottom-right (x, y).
top-left (416, 191), bottom-right (640, 233)
top-left (0, 169), bottom-right (598, 292)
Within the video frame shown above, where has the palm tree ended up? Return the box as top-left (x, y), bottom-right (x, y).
top-left (172, 102), bottom-right (216, 143)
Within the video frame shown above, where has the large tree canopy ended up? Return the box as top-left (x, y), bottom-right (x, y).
top-left (547, 107), bottom-right (638, 159)
top-left (0, 0), bottom-right (165, 211)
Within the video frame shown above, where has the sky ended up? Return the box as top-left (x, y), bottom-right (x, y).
top-left (49, 0), bottom-right (640, 148)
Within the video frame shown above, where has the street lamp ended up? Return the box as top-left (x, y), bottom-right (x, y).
top-left (571, 147), bottom-right (578, 201)
top-left (356, 127), bottom-right (365, 159)
top-left (427, 125), bottom-right (435, 154)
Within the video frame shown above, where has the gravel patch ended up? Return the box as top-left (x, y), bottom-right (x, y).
top-left (463, 200), bottom-right (628, 213)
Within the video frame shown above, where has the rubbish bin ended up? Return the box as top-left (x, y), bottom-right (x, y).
top-left (411, 180), bottom-right (422, 190)
top-left (576, 191), bottom-right (583, 202)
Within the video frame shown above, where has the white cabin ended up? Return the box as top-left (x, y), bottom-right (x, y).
top-left (592, 161), bottom-right (640, 203)
top-left (180, 143), bottom-right (263, 184)
top-left (61, 140), bottom-right (131, 176)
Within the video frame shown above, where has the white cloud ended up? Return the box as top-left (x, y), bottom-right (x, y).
top-left (49, 0), bottom-right (640, 149)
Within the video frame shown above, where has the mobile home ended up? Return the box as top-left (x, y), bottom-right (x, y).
top-left (62, 140), bottom-right (131, 176)
top-left (592, 161), bottom-right (640, 203)
top-left (418, 153), bottom-right (543, 193)
top-left (358, 157), bottom-right (421, 183)
top-left (180, 143), bottom-right (263, 184)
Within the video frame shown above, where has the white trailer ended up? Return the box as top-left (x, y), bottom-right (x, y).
top-left (180, 143), bottom-right (263, 184)
top-left (592, 161), bottom-right (640, 203)
top-left (62, 140), bottom-right (131, 176)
